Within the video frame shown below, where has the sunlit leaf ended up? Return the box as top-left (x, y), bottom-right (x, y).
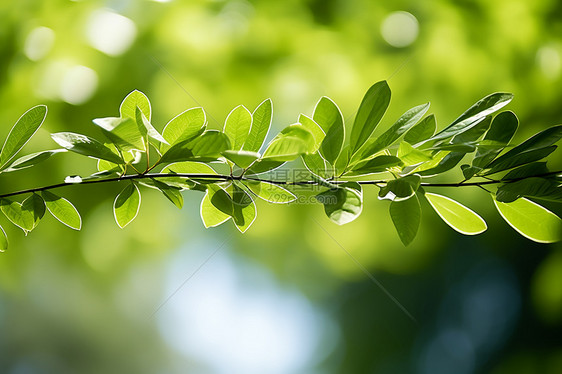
top-left (41, 191), bottom-right (82, 230)
top-left (0, 194), bottom-right (45, 234)
top-left (404, 115), bottom-right (436, 145)
top-left (93, 117), bottom-right (146, 152)
top-left (390, 194), bottom-right (421, 246)
top-left (302, 152), bottom-right (329, 179)
top-left (313, 96), bottom-right (345, 164)
top-left (229, 184), bottom-right (257, 233)
top-left (299, 114), bottom-right (325, 152)
top-left (245, 159), bottom-right (285, 175)
top-left (244, 99), bottom-right (272, 153)
top-left (151, 179), bottom-right (183, 209)
top-left (262, 124), bottom-right (315, 161)
top-left (425, 192), bottom-right (487, 235)
top-left (379, 174), bottom-right (421, 201)
top-left (222, 150), bottom-right (260, 169)
top-left (51, 132), bottom-right (124, 164)
top-left (200, 186), bottom-right (231, 227)
top-left (0, 105), bottom-right (48, 171)
top-left (397, 141), bottom-right (433, 166)
top-left (354, 102), bottom-right (429, 162)
top-left (345, 155), bottom-right (402, 176)
top-left (494, 197), bottom-right (561, 243)
top-left (162, 107), bottom-right (207, 150)
top-left (472, 111), bottom-right (518, 168)
top-left (120, 89), bottom-right (151, 121)
top-left (0, 225), bottom-right (7, 252)
top-left (350, 81), bottom-right (391, 155)
top-left (429, 93), bottom-right (513, 142)
top-left (223, 105), bottom-right (252, 150)
top-left (2, 149), bottom-right (66, 173)
top-left (113, 183), bottom-right (141, 228)
top-left (316, 182), bottom-right (362, 225)
top-left (160, 131), bottom-right (231, 163)
top-left (135, 107), bottom-right (168, 145)
top-left (244, 180), bottom-right (296, 203)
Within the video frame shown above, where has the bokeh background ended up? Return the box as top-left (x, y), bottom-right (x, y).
top-left (1, 0), bottom-right (562, 373)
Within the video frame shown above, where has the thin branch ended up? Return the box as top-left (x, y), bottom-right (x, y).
top-left (0, 171), bottom-right (559, 200)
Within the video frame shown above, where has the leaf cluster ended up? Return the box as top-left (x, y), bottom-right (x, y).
top-left (0, 84), bottom-right (560, 252)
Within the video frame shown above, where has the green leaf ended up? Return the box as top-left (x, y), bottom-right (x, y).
top-left (496, 178), bottom-right (562, 203)
top-left (316, 183), bottom-right (362, 225)
top-left (483, 145), bottom-right (557, 175)
top-left (222, 150), bottom-right (260, 169)
top-left (299, 114), bottom-right (325, 152)
top-left (0, 194), bottom-right (45, 234)
top-left (484, 125), bottom-right (562, 173)
top-left (262, 124), bottom-right (315, 162)
top-left (0, 105), bottom-right (48, 171)
top-left (428, 143), bottom-right (476, 152)
top-left (404, 115), bottom-right (436, 144)
top-left (0, 225), bottom-right (7, 252)
top-left (451, 115), bottom-right (491, 144)
top-left (230, 184), bottom-right (257, 233)
top-left (93, 117), bottom-right (146, 152)
top-left (397, 141), bottom-right (433, 166)
top-left (425, 193), bottom-right (487, 235)
top-left (160, 131), bottom-right (231, 163)
top-left (345, 155), bottom-right (402, 176)
top-left (244, 180), bottom-right (296, 203)
top-left (379, 174), bottom-right (421, 201)
top-left (245, 159), bottom-right (285, 175)
top-left (162, 161), bottom-right (217, 175)
top-left (41, 191), bottom-right (82, 230)
top-left (200, 186), bottom-right (231, 227)
top-left (472, 111), bottom-right (518, 168)
top-left (151, 179), bottom-right (184, 209)
top-left (494, 197), bottom-right (561, 243)
top-left (313, 96), bottom-right (345, 164)
top-left (120, 89), bottom-right (151, 121)
top-left (113, 183), bottom-right (141, 228)
top-left (224, 105), bottom-right (252, 150)
top-left (243, 99), bottom-right (273, 153)
top-left (135, 107), bottom-right (168, 146)
top-left (162, 107), bottom-right (207, 150)
top-left (51, 132), bottom-right (124, 164)
top-left (390, 195), bottom-right (421, 246)
top-left (191, 131), bottom-right (231, 157)
top-left (429, 93), bottom-right (513, 142)
top-left (97, 158), bottom-right (123, 174)
top-left (350, 81), bottom-right (391, 154)
top-left (302, 152), bottom-right (329, 179)
top-left (502, 162), bottom-right (549, 181)
top-left (354, 102), bottom-right (429, 162)
top-left (417, 152), bottom-right (467, 176)
top-left (2, 149), bottom-right (65, 173)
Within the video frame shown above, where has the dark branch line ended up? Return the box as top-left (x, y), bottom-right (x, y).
top-left (0, 170), bottom-right (559, 200)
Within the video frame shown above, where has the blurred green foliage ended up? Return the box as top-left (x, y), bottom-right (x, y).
top-left (0, 0), bottom-right (561, 373)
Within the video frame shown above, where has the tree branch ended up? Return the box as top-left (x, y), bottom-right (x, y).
top-left (0, 171), bottom-right (559, 200)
